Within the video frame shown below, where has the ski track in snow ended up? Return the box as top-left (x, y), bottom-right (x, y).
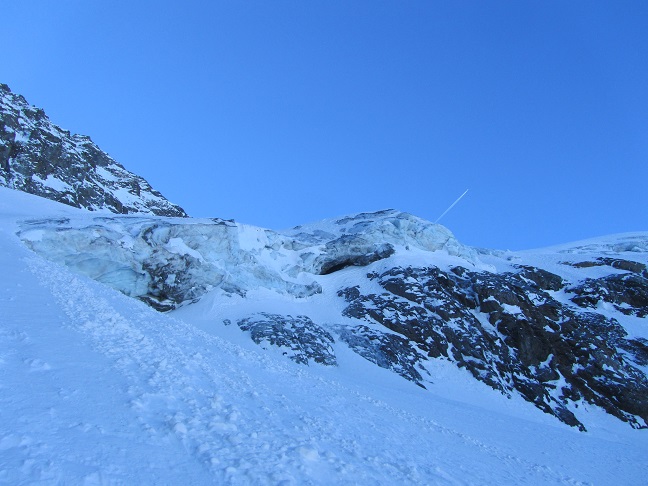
top-left (5, 252), bottom-right (608, 485)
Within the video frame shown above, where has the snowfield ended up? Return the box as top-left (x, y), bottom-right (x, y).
top-left (1, 186), bottom-right (647, 485)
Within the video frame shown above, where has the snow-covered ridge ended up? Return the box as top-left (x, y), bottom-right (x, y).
top-left (0, 83), bottom-right (186, 217)
top-left (539, 232), bottom-right (648, 256)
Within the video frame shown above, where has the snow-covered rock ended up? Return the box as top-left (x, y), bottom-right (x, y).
top-left (338, 264), bottom-right (648, 430)
top-left (0, 83), bottom-right (186, 217)
top-left (236, 313), bottom-right (337, 366)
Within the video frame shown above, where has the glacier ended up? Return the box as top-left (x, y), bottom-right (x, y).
top-left (17, 208), bottom-right (474, 310)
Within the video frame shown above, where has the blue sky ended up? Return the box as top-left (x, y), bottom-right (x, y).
top-left (3, 1), bottom-right (647, 250)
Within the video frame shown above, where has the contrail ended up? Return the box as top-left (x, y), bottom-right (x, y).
top-left (435, 189), bottom-right (469, 223)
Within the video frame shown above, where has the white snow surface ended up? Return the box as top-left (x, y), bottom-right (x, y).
top-left (1, 186), bottom-right (648, 485)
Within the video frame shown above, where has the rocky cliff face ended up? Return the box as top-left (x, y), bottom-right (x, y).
top-left (338, 264), bottom-right (648, 430)
top-left (0, 84), bottom-right (186, 217)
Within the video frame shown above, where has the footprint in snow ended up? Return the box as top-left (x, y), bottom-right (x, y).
top-left (24, 358), bottom-right (51, 371)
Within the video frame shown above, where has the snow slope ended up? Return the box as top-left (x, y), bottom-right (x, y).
top-left (1, 186), bottom-right (648, 485)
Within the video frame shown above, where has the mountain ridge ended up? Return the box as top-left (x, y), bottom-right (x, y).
top-left (0, 83), bottom-right (186, 217)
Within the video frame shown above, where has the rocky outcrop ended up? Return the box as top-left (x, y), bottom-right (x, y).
top-left (569, 273), bottom-right (648, 317)
top-left (334, 324), bottom-right (429, 386)
top-left (567, 257), bottom-right (648, 278)
top-left (236, 313), bottom-right (337, 366)
top-left (338, 265), bottom-right (648, 430)
top-left (0, 84), bottom-right (186, 217)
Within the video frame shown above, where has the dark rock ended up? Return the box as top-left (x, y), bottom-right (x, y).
top-left (568, 260), bottom-right (599, 269)
top-left (567, 258), bottom-right (647, 278)
top-left (515, 265), bottom-right (564, 291)
top-left (337, 265), bottom-right (648, 430)
top-left (237, 313), bottom-right (337, 366)
top-left (569, 273), bottom-right (648, 317)
top-left (335, 324), bottom-right (429, 387)
top-left (604, 258), bottom-right (648, 277)
top-left (621, 338), bottom-right (648, 367)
